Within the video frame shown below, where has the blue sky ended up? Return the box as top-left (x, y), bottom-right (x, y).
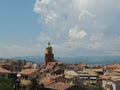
top-left (0, 0), bottom-right (120, 57)
top-left (0, 0), bottom-right (40, 46)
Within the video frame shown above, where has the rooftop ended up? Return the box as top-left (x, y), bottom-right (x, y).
top-left (20, 80), bottom-right (31, 86)
top-left (19, 69), bottom-right (38, 75)
top-left (77, 69), bottom-right (97, 76)
top-left (46, 82), bottom-right (73, 90)
top-left (40, 75), bottom-right (59, 85)
top-left (0, 67), bottom-right (11, 73)
top-left (40, 76), bottom-right (51, 85)
top-left (106, 64), bottom-right (120, 69)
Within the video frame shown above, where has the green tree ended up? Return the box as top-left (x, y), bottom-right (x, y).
top-left (20, 85), bottom-right (26, 90)
top-left (0, 78), bottom-right (13, 90)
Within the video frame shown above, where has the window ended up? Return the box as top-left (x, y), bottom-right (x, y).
top-left (1, 74), bottom-right (5, 78)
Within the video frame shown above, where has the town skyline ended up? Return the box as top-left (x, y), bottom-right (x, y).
top-left (0, 0), bottom-right (120, 58)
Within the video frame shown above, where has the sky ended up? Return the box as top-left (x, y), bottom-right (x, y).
top-left (0, 0), bottom-right (120, 57)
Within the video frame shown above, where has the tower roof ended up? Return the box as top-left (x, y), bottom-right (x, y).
top-left (48, 42), bottom-right (50, 46)
top-left (47, 42), bottom-right (52, 48)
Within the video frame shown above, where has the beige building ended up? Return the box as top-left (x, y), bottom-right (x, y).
top-left (100, 66), bottom-right (120, 90)
top-left (65, 70), bottom-right (78, 79)
top-left (19, 69), bottom-right (40, 80)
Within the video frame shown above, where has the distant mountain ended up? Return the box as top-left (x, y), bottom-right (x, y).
top-left (12, 55), bottom-right (44, 62)
top-left (56, 56), bottom-right (120, 64)
top-left (1, 55), bottom-right (120, 64)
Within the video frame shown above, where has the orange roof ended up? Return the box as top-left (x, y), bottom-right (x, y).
top-left (106, 64), bottom-right (120, 69)
top-left (19, 69), bottom-right (38, 75)
top-left (47, 61), bottom-right (62, 66)
top-left (0, 67), bottom-right (11, 73)
top-left (40, 76), bottom-right (51, 85)
top-left (40, 75), bottom-right (59, 85)
top-left (100, 75), bottom-right (108, 79)
top-left (45, 65), bottom-right (54, 70)
top-left (46, 82), bottom-right (73, 90)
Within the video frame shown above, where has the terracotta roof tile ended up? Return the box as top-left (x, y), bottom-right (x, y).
top-left (100, 75), bottom-right (108, 79)
top-left (0, 67), bottom-right (11, 73)
top-left (46, 82), bottom-right (73, 90)
top-left (40, 76), bottom-right (51, 85)
top-left (106, 64), bottom-right (120, 69)
top-left (19, 69), bottom-right (38, 75)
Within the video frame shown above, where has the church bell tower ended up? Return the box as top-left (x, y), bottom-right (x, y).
top-left (45, 42), bottom-right (54, 65)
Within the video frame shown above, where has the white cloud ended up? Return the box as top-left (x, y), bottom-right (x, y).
top-left (69, 26), bottom-right (87, 39)
top-left (34, 0), bottom-right (45, 14)
top-left (40, 0), bottom-right (50, 4)
top-left (45, 10), bottom-right (58, 23)
top-left (37, 33), bottom-right (52, 43)
top-left (73, 0), bottom-right (96, 9)
top-left (89, 33), bottom-right (103, 42)
top-left (33, 0), bottom-right (120, 57)
top-left (79, 10), bottom-right (95, 20)
top-left (1, 0), bottom-right (120, 58)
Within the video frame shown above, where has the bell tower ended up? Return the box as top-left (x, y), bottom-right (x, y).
top-left (45, 42), bottom-right (54, 65)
